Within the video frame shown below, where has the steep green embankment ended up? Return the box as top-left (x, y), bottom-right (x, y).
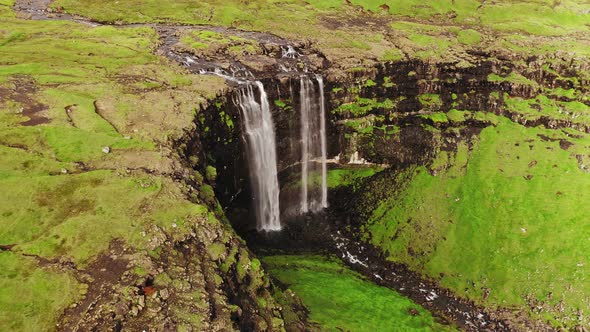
top-left (330, 64), bottom-right (590, 328)
top-left (359, 119), bottom-right (590, 326)
top-left (325, 52), bottom-right (590, 329)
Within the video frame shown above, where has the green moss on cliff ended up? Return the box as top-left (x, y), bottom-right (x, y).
top-left (488, 72), bottom-right (539, 88)
top-left (504, 93), bottom-right (590, 127)
top-left (419, 112), bottom-right (448, 124)
top-left (418, 94), bottom-right (443, 111)
top-left (283, 166), bottom-right (383, 192)
top-left (334, 97), bottom-right (396, 117)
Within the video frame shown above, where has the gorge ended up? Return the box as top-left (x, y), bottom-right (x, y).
top-left (1, 0), bottom-right (590, 331)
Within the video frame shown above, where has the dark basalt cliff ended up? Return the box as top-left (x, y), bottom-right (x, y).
top-left (188, 52), bottom-right (589, 209)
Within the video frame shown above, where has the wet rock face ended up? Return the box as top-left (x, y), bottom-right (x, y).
top-left (326, 60), bottom-right (496, 166)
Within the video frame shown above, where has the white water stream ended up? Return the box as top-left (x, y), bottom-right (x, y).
top-left (299, 75), bottom-right (328, 213)
top-left (236, 82), bottom-right (281, 231)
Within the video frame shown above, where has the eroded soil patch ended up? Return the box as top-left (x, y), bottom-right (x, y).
top-left (0, 76), bottom-right (50, 126)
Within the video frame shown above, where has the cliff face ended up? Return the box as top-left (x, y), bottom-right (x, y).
top-left (194, 52), bottom-right (590, 207)
top-left (189, 50), bottom-right (590, 329)
top-left (328, 56), bottom-right (590, 165)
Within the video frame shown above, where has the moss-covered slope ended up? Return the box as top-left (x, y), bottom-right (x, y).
top-left (333, 61), bottom-right (590, 329)
top-left (358, 121), bottom-right (589, 326)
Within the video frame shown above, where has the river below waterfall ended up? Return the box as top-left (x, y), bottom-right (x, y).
top-left (239, 212), bottom-right (450, 330)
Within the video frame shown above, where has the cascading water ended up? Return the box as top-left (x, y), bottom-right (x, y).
top-left (282, 45), bottom-right (300, 59)
top-left (235, 81), bottom-right (282, 231)
top-left (197, 45), bottom-right (329, 228)
top-left (317, 76), bottom-right (328, 208)
top-left (299, 75), bottom-right (328, 213)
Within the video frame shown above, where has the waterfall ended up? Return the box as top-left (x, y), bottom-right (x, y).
top-left (318, 76), bottom-right (328, 209)
top-left (235, 81), bottom-right (281, 231)
top-left (196, 60), bottom-right (329, 229)
top-left (299, 77), bottom-right (311, 213)
top-left (299, 75), bottom-right (328, 213)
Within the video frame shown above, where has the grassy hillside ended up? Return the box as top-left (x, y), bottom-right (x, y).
top-left (48, 0), bottom-right (590, 66)
top-left (360, 118), bottom-right (590, 328)
top-left (51, 0), bottom-right (590, 36)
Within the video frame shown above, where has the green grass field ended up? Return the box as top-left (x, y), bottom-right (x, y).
top-left (263, 255), bottom-right (456, 331)
top-left (0, 4), bottom-right (226, 329)
top-left (51, 0), bottom-right (590, 37)
top-left (49, 0), bottom-right (590, 64)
